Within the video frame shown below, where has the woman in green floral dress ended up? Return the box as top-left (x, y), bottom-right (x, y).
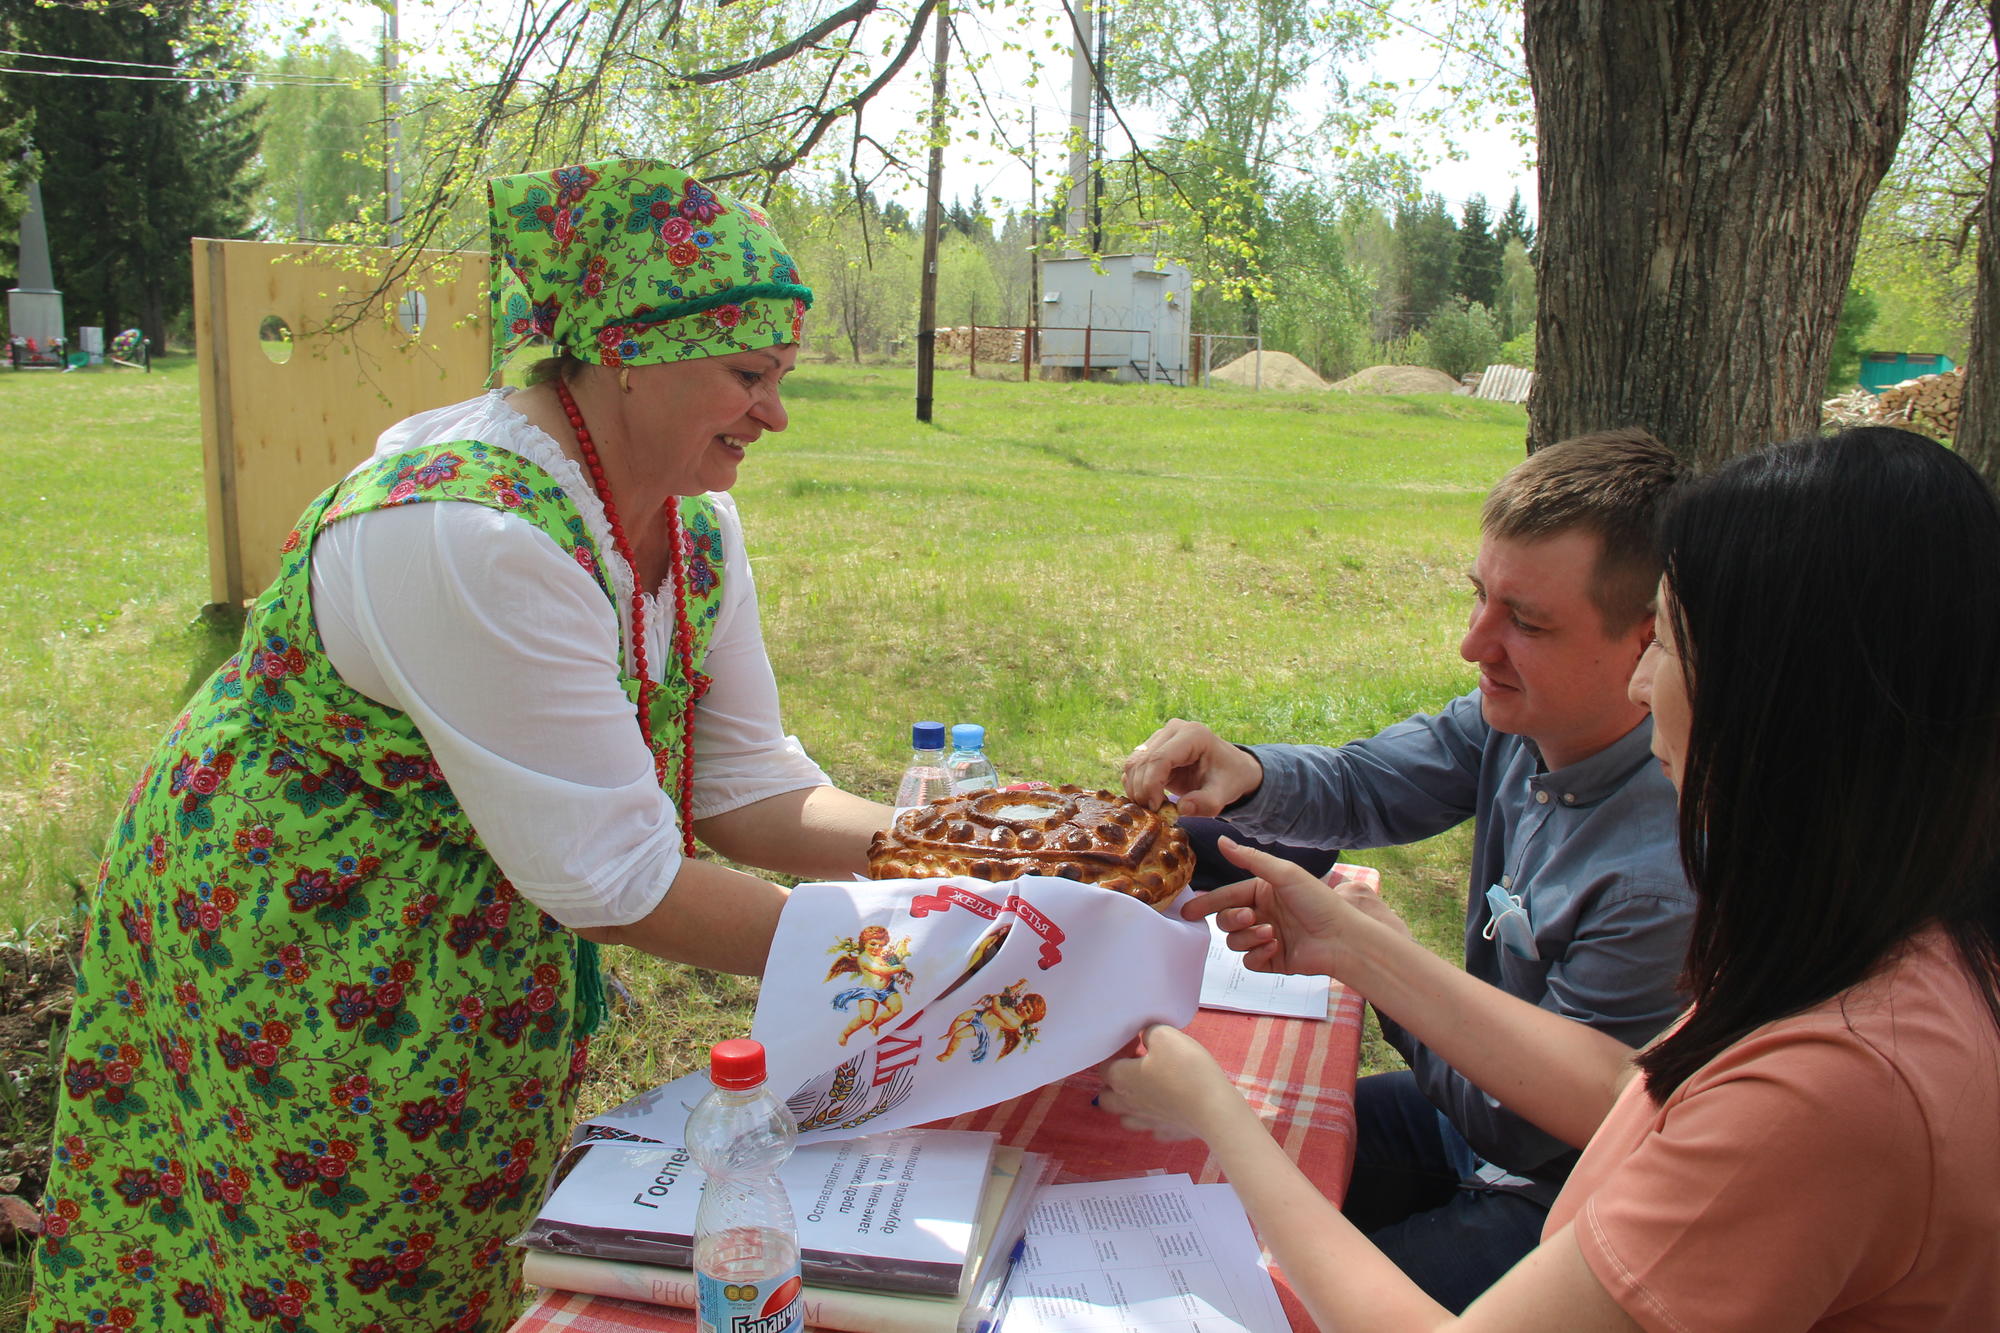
top-left (32, 159), bottom-right (892, 1332)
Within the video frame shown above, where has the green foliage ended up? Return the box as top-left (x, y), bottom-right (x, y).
top-left (2, 0), bottom-right (261, 351)
top-left (1086, 0), bottom-right (1386, 322)
top-left (1498, 188), bottom-right (1535, 252)
top-left (1395, 193), bottom-right (1460, 333)
top-left (1455, 194), bottom-right (1502, 308)
top-left (1109, 0), bottom-right (1378, 189)
top-left (1422, 299), bottom-right (1500, 378)
top-left (1364, 328), bottom-right (1432, 371)
top-left (937, 232), bottom-right (1006, 327)
top-left (251, 38), bottom-right (382, 241)
top-left (794, 224), bottom-right (916, 363)
top-left (1339, 199), bottom-right (1402, 342)
top-left (1254, 184), bottom-right (1376, 377)
top-left (1497, 327), bottom-right (1535, 371)
top-left (1825, 286), bottom-right (1880, 392)
top-left (1495, 237), bottom-right (1535, 343)
top-left (0, 15), bottom-right (33, 282)
top-left (1847, 3), bottom-right (1991, 364)
top-left (945, 191), bottom-right (992, 241)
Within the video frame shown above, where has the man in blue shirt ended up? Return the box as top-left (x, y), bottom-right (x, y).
top-left (1123, 430), bottom-right (1693, 1311)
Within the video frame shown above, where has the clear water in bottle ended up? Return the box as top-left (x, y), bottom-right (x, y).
top-left (688, 1039), bottom-right (803, 1333)
top-left (894, 720), bottom-right (952, 808)
top-left (946, 723), bottom-right (999, 794)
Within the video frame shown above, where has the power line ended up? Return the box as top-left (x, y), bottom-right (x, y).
top-left (0, 47), bottom-right (397, 89)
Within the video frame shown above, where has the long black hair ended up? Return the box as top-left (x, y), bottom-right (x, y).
top-left (1637, 427), bottom-right (2000, 1101)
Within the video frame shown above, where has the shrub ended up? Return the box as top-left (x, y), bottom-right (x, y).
top-left (1423, 300), bottom-right (1502, 379)
top-left (1496, 327), bottom-right (1535, 370)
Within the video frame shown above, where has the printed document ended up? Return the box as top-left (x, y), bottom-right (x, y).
top-left (997, 1175), bottom-right (1286, 1333)
top-left (1198, 916), bottom-right (1329, 1020)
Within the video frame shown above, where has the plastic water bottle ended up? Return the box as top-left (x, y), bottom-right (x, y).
top-left (688, 1039), bottom-right (803, 1333)
top-left (946, 723), bottom-right (999, 794)
top-left (893, 720), bottom-right (952, 808)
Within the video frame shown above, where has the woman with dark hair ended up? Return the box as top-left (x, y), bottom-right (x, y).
top-left (1100, 426), bottom-right (2000, 1329)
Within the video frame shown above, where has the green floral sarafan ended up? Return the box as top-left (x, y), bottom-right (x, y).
top-left (30, 445), bottom-right (724, 1331)
top-left (488, 158), bottom-right (813, 372)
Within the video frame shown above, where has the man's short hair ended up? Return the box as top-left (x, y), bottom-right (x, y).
top-left (1482, 429), bottom-right (1690, 634)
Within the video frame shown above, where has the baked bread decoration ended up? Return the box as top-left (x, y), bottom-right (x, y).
top-left (868, 785), bottom-right (1192, 910)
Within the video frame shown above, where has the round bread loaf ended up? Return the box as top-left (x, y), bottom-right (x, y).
top-left (868, 785), bottom-right (1192, 909)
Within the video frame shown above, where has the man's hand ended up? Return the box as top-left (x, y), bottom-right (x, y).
top-left (1121, 719), bottom-right (1264, 816)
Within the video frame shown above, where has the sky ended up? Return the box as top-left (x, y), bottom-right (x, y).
top-left (312, 0), bottom-right (1537, 225)
top-left (851, 1), bottom-right (1538, 225)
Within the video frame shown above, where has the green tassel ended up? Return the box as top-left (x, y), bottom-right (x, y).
top-left (611, 280), bottom-right (816, 331)
top-left (574, 938), bottom-right (609, 1037)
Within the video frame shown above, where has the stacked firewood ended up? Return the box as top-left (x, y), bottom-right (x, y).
top-left (935, 326), bottom-right (1025, 362)
top-left (1873, 367), bottom-right (1964, 439)
top-left (1821, 387), bottom-right (1879, 428)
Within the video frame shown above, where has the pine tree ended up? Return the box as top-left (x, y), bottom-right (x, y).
top-left (1456, 194), bottom-right (1503, 308)
top-left (0, 12), bottom-right (35, 281)
top-left (2, 0), bottom-right (261, 352)
top-left (1395, 193), bottom-right (1459, 332)
top-left (1498, 188), bottom-right (1536, 253)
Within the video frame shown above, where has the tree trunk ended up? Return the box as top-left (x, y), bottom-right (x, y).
top-left (1525, 1), bottom-right (1932, 466)
top-left (1953, 3), bottom-right (2000, 489)
top-left (142, 286), bottom-right (168, 360)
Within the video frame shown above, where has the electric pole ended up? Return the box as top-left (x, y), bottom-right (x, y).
top-left (915, 1), bottom-right (950, 423)
top-left (382, 0), bottom-right (404, 248)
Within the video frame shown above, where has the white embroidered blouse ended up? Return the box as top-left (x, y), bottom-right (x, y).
top-left (310, 391), bottom-right (830, 930)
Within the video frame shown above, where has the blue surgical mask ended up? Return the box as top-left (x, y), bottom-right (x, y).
top-left (1482, 883), bottom-right (1540, 960)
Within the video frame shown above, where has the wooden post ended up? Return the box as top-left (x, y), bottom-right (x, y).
top-left (1022, 324), bottom-right (1033, 381)
top-left (196, 239), bottom-right (247, 609)
top-left (969, 322), bottom-right (978, 378)
top-left (914, 2), bottom-right (950, 422)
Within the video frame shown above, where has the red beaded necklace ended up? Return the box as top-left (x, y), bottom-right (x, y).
top-left (556, 377), bottom-right (700, 858)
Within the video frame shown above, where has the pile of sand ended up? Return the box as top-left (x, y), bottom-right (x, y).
top-left (1209, 349), bottom-right (1329, 391)
top-left (1331, 364), bottom-right (1462, 394)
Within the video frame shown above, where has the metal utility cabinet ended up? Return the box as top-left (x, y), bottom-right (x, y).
top-left (1037, 254), bottom-right (1191, 385)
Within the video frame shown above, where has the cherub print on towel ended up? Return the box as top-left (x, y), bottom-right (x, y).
top-left (936, 978), bottom-right (1046, 1063)
top-left (730, 876), bottom-right (1206, 1145)
top-left (825, 925), bottom-right (916, 1045)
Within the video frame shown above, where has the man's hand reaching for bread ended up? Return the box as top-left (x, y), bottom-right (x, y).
top-left (1121, 719), bottom-right (1264, 816)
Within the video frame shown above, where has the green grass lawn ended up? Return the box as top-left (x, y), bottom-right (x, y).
top-left (0, 354), bottom-right (1525, 1324)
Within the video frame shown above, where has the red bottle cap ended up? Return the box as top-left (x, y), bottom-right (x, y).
top-left (708, 1038), bottom-right (767, 1090)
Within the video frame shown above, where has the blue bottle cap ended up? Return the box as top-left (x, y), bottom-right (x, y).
top-left (912, 721), bottom-right (946, 749)
top-left (951, 723), bottom-right (985, 750)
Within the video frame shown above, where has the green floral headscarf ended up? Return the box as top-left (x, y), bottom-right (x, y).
top-left (488, 158), bottom-right (813, 374)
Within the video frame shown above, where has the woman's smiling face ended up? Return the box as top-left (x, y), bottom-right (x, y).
top-left (623, 342), bottom-right (797, 495)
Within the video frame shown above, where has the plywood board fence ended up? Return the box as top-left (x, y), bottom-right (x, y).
top-left (193, 239), bottom-right (490, 607)
top-left (1472, 363), bottom-right (1535, 405)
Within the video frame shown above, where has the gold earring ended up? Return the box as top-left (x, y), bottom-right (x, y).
top-left (618, 367), bottom-right (632, 394)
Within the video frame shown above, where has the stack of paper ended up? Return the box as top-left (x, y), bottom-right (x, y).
top-left (997, 1175), bottom-right (1288, 1333)
top-left (516, 1128), bottom-right (1050, 1333)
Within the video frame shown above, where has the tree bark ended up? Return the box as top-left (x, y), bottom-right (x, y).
top-left (1953, 3), bottom-right (2000, 488)
top-left (1525, 1), bottom-right (1932, 466)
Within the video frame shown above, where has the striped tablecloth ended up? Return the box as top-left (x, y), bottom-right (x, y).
top-left (507, 866), bottom-right (1375, 1333)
